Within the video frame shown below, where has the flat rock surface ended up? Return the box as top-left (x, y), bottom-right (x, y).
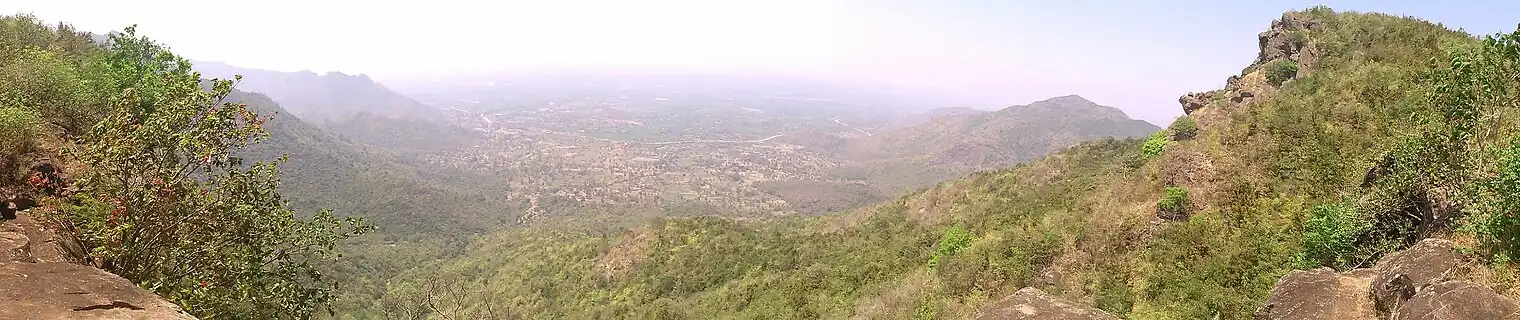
top-left (1255, 267), bottom-right (1377, 320)
top-left (0, 262), bottom-right (195, 320)
top-left (975, 287), bottom-right (1118, 320)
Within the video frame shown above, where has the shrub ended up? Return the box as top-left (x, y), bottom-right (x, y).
top-left (1170, 116), bottom-right (1198, 140)
top-left (1477, 137), bottom-right (1520, 260)
top-left (1265, 59), bottom-right (1300, 86)
top-left (1140, 131), bottom-right (1169, 159)
top-left (0, 106), bottom-right (42, 181)
top-left (52, 27), bottom-right (372, 318)
top-left (1294, 203), bottom-right (1368, 269)
top-left (1157, 187), bottom-right (1190, 218)
top-left (938, 230), bottom-right (1060, 295)
top-left (926, 224), bottom-right (972, 269)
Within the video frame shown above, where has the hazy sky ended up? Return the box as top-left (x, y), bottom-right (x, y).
top-left (7, 0), bottom-right (1520, 125)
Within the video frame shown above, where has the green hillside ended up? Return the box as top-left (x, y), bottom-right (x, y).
top-left (332, 7), bottom-right (1520, 319)
top-left (9, 5), bottom-right (1520, 320)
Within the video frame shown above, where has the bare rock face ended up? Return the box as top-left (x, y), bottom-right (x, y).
top-left (1392, 281), bottom-right (1520, 320)
top-left (975, 287), bottom-right (1119, 320)
top-left (1370, 239), bottom-right (1468, 315)
top-left (0, 212), bottom-right (70, 264)
top-left (1179, 91), bottom-right (1218, 115)
top-left (1255, 12), bottom-right (1317, 68)
top-left (1254, 268), bottom-right (1377, 320)
top-left (0, 262), bottom-right (196, 320)
top-left (1, 213), bottom-right (196, 319)
top-left (1258, 238), bottom-right (1520, 320)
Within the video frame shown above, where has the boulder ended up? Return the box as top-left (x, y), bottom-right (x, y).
top-left (1370, 239), bottom-right (1468, 315)
top-left (1179, 91), bottom-right (1215, 115)
top-left (0, 262), bottom-right (196, 320)
top-left (1255, 12), bottom-right (1317, 67)
top-left (975, 287), bottom-right (1118, 320)
top-left (1392, 281), bottom-right (1520, 320)
top-left (1254, 267), bottom-right (1376, 320)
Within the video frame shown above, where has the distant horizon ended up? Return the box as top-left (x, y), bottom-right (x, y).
top-left (197, 59), bottom-right (1161, 125)
top-left (16, 0), bottom-right (1520, 127)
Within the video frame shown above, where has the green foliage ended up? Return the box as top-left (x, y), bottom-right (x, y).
top-left (40, 27), bottom-right (372, 318)
top-left (926, 224), bottom-right (973, 269)
top-left (1476, 136), bottom-right (1520, 260)
top-left (0, 106), bottom-right (42, 179)
top-left (1171, 115), bottom-right (1198, 140)
top-left (1294, 203), bottom-right (1368, 269)
top-left (938, 229), bottom-right (1061, 295)
top-left (1136, 199), bottom-right (1298, 319)
top-left (1139, 131), bottom-right (1170, 159)
top-left (1264, 59), bottom-right (1300, 86)
top-left (1157, 187), bottom-right (1190, 216)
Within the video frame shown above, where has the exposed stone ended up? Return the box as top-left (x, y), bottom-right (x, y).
top-left (0, 212), bottom-right (72, 264)
top-left (975, 287), bottom-right (1118, 320)
top-left (1179, 91), bottom-right (1217, 115)
top-left (0, 262), bottom-right (196, 320)
top-left (1254, 268), bottom-right (1376, 320)
top-left (1370, 239), bottom-right (1468, 315)
top-left (1393, 281), bottom-right (1520, 320)
top-left (1231, 90), bottom-right (1257, 103)
top-left (1256, 12), bottom-right (1317, 68)
top-left (1257, 238), bottom-right (1520, 320)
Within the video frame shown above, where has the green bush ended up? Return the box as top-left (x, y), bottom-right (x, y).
top-left (1477, 137), bottom-right (1520, 260)
top-left (1294, 203), bottom-right (1368, 269)
top-left (0, 106), bottom-right (42, 180)
top-left (1140, 131), bottom-right (1169, 159)
top-left (926, 224), bottom-right (973, 269)
top-left (1157, 187), bottom-right (1190, 217)
top-left (1171, 116), bottom-right (1198, 140)
top-left (53, 28), bottom-right (372, 318)
top-left (1265, 59), bottom-right (1300, 86)
top-left (0, 106), bottom-right (41, 153)
top-left (938, 230), bottom-right (1060, 295)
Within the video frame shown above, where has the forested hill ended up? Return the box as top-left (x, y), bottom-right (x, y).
top-left (817, 94), bottom-right (1159, 197)
top-left (193, 61), bottom-right (443, 123)
top-left (335, 7), bottom-right (1520, 319)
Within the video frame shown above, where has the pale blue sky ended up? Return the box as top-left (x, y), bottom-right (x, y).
top-left (5, 0), bottom-right (1518, 124)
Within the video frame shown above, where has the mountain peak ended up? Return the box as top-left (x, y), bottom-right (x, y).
top-left (1029, 94), bottom-right (1095, 106)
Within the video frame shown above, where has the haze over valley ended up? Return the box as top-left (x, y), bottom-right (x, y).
top-left (7, 1), bottom-right (1520, 319)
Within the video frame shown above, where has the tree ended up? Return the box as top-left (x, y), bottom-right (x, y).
top-left (46, 26), bottom-right (371, 318)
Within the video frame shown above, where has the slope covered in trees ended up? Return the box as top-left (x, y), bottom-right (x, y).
top-left (333, 8), bottom-right (1520, 319)
top-left (197, 61), bottom-right (484, 152)
top-left (828, 94), bottom-right (1160, 195)
top-left (0, 15), bottom-right (372, 318)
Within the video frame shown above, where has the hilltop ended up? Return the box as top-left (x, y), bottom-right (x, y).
top-left (830, 94), bottom-right (1159, 195)
top-left (333, 7), bottom-right (1520, 319)
top-left (193, 61), bottom-right (442, 123)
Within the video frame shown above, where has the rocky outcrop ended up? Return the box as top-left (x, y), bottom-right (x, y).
top-left (1369, 239), bottom-right (1469, 315)
top-left (1257, 239), bottom-right (1520, 320)
top-left (1179, 91), bottom-right (1217, 115)
top-left (0, 262), bottom-right (196, 320)
top-left (0, 212), bottom-right (71, 264)
top-left (1, 213), bottom-right (196, 319)
top-left (1180, 12), bottom-right (1321, 115)
top-left (1256, 12), bottom-right (1317, 70)
top-left (975, 287), bottom-right (1118, 320)
top-left (1394, 281), bottom-right (1520, 320)
top-left (1254, 268), bottom-right (1377, 320)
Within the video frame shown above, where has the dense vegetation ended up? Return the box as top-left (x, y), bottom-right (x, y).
top-left (0, 15), bottom-right (371, 318)
top-left (9, 6), bottom-right (1520, 320)
top-left (331, 7), bottom-right (1520, 319)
